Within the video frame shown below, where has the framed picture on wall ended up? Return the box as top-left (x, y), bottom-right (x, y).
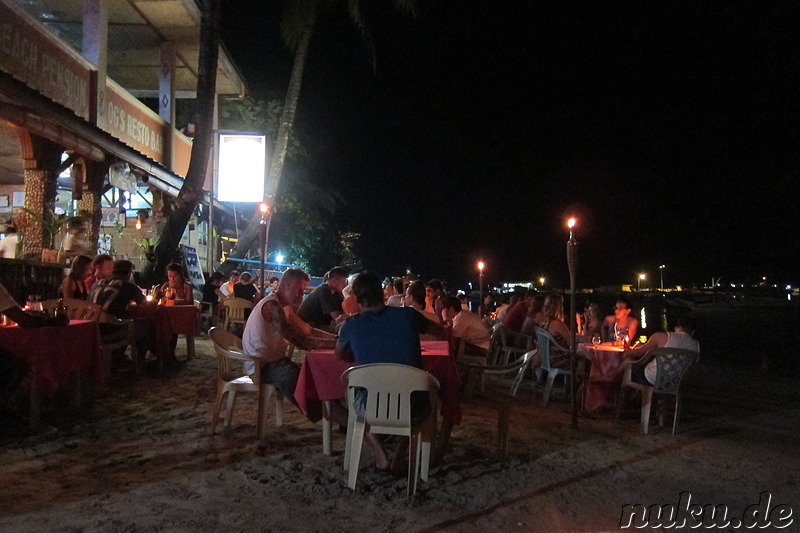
top-left (12, 191), bottom-right (24, 207)
top-left (101, 207), bottom-right (125, 227)
top-left (0, 195), bottom-right (8, 208)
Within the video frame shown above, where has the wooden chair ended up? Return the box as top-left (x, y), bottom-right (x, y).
top-left (222, 298), bottom-right (254, 334)
top-left (341, 363), bottom-right (439, 497)
top-left (208, 327), bottom-right (283, 439)
top-left (616, 347), bottom-right (699, 434)
top-left (460, 350), bottom-right (535, 462)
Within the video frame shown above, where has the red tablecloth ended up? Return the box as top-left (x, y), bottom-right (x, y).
top-left (0, 319), bottom-right (102, 396)
top-left (295, 340), bottom-right (462, 424)
top-left (578, 343), bottom-right (626, 413)
top-left (127, 304), bottom-right (199, 362)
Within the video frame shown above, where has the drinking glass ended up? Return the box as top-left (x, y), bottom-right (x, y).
top-left (591, 335), bottom-right (601, 347)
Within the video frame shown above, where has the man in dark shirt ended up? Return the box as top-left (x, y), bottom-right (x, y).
top-left (297, 266), bottom-right (348, 330)
top-left (90, 260), bottom-right (145, 319)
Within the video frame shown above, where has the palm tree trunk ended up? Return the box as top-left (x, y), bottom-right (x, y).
top-left (142, 0), bottom-right (221, 286)
top-left (219, 8), bottom-right (318, 275)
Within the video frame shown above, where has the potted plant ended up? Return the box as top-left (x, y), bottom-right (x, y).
top-left (21, 208), bottom-right (86, 263)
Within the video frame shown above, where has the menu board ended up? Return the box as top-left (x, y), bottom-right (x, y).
top-left (181, 245), bottom-right (205, 290)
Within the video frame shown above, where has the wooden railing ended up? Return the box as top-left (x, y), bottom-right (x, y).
top-left (0, 258), bottom-right (64, 305)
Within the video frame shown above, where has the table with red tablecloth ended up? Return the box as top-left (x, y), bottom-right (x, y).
top-left (126, 304), bottom-right (200, 365)
top-left (0, 319), bottom-right (102, 428)
top-left (295, 340), bottom-right (462, 454)
top-left (577, 343), bottom-right (626, 413)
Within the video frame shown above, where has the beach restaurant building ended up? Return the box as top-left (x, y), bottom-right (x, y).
top-left (0, 0), bottom-right (246, 300)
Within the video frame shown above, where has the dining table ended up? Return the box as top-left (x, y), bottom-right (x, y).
top-left (126, 303), bottom-right (200, 369)
top-left (577, 342), bottom-right (627, 413)
top-left (0, 319), bottom-right (102, 429)
top-left (295, 340), bottom-right (462, 455)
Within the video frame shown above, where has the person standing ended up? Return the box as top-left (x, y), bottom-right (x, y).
top-left (0, 221), bottom-right (18, 258)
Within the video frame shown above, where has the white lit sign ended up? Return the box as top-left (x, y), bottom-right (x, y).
top-left (216, 134), bottom-right (267, 202)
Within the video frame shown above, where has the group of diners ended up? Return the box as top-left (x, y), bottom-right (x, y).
top-left (491, 289), bottom-right (699, 389)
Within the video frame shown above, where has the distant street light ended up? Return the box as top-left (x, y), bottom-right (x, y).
top-left (477, 261), bottom-right (485, 317)
top-left (638, 273), bottom-right (646, 291)
top-left (275, 252), bottom-right (285, 264)
top-left (659, 264), bottom-right (666, 291)
top-left (539, 277), bottom-right (545, 287)
top-left (566, 217), bottom-right (578, 429)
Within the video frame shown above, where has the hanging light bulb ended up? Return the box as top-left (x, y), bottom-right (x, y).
top-left (135, 215), bottom-right (142, 230)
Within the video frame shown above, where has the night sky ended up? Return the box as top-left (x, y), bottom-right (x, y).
top-left (221, 1), bottom-right (800, 289)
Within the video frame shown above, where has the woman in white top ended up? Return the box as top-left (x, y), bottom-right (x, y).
top-left (623, 316), bottom-right (699, 385)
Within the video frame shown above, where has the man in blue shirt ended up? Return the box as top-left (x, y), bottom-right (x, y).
top-left (336, 271), bottom-right (440, 473)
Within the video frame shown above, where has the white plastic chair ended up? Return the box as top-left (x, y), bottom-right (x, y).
top-left (222, 297), bottom-right (254, 334)
top-left (341, 363), bottom-right (440, 497)
top-left (534, 327), bottom-right (573, 406)
top-left (208, 327), bottom-right (283, 439)
top-left (617, 347), bottom-right (699, 434)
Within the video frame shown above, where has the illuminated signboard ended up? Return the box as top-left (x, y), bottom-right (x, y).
top-left (216, 133), bottom-right (267, 202)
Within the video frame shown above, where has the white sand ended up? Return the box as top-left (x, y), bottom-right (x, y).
top-left (1, 338), bottom-right (798, 532)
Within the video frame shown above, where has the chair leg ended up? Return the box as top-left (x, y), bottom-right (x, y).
top-left (274, 390), bottom-right (284, 427)
top-left (498, 405), bottom-right (510, 463)
top-left (542, 371), bottom-right (557, 406)
top-left (407, 430), bottom-right (421, 497)
top-left (257, 386), bottom-right (269, 440)
top-left (186, 334), bottom-right (195, 360)
top-left (343, 405), bottom-right (356, 471)
top-left (322, 400), bottom-right (333, 456)
top-left (672, 395), bottom-right (681, 435)
top-left (223, 390), bottom-right (237, 428)
top-left (347, 419), bottom-right (366, 490)
top-left (615, 387), bottom-right (628, 424)
top-left (640, 389), bottom-right (653, 434)
top-left (209, 382), bottom-right (226, 435)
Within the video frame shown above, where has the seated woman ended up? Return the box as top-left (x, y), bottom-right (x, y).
top-left (533, 293), bottom-right (571, 370)
top-left (156, 263), bottom-right (194, 304)
top-left (602, 297), bottom-right (639, 345)
top-left (60, 255), bottom-right (94, 300)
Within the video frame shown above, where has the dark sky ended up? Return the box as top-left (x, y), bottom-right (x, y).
top-left (221, 1), bottom-right (800, 289)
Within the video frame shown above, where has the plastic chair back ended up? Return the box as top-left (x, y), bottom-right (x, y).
top-left (210, 327), bottom-right (245, 382)
top-left (341, 363), bottom-right (440, 496)
top-left (223, 297), bottom-right (254, 331)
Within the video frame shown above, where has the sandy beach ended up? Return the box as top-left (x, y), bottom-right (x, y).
top-left (1, 336), bottom-right (799, 532)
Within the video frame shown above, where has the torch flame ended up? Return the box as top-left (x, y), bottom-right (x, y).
top-left (567, 217), bottom-right (576, 229)
top-left (477, 261), bottom-right (485, 271)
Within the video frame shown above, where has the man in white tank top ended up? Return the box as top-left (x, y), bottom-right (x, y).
top-left (241, 268), bottom-right (337, 408)
top-left (623, 316), bottom-right (699, 385)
